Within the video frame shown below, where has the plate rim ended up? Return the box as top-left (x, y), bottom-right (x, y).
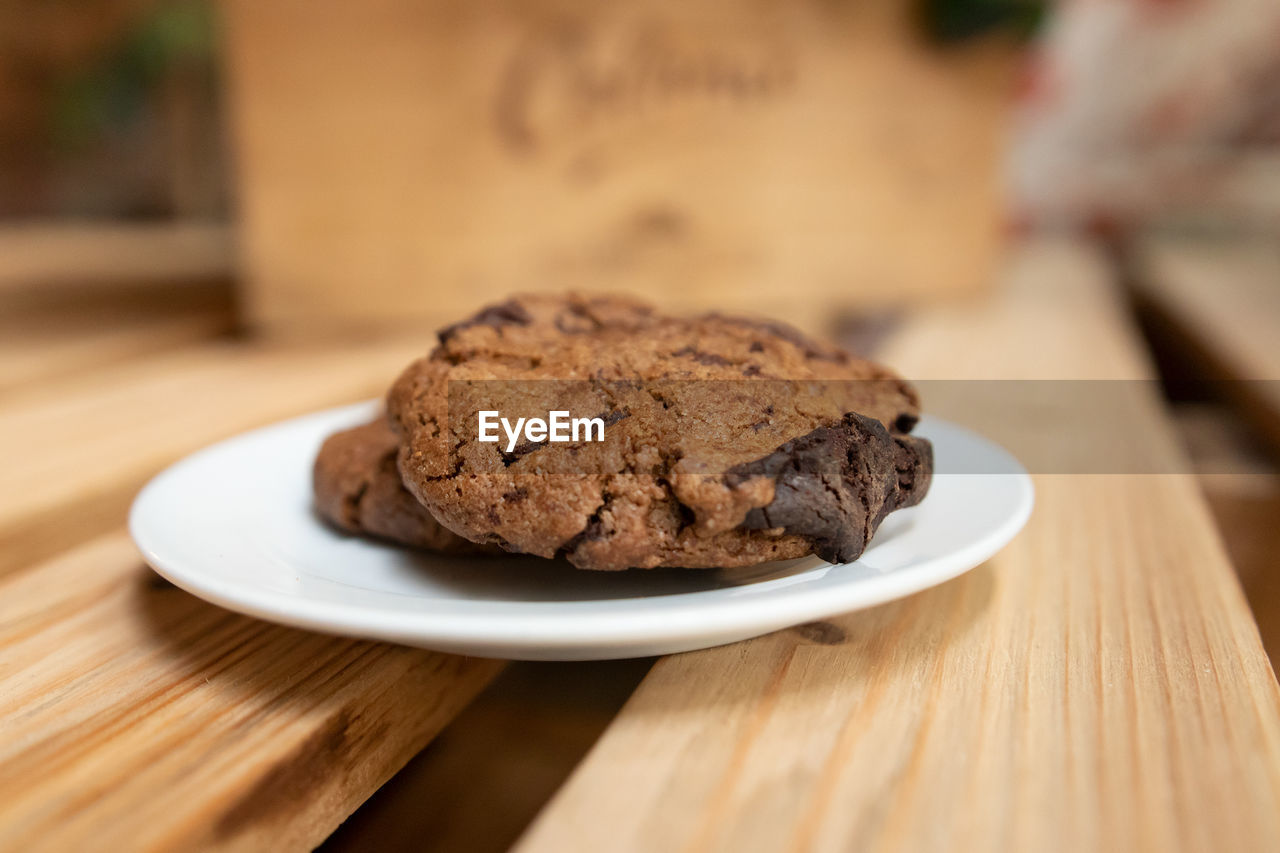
top-left (129, 402), bottom-right (1034, 653)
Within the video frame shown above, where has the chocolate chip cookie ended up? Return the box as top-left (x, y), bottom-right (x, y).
top-left (387, 293), bottom-right (932, 570)
top-left (313, 417), bottom-right (495, 553)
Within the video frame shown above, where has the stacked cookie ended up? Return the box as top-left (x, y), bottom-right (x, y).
top-left (314, 294), bottom-right (932, 571)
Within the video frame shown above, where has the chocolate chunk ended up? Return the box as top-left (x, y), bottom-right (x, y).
top-left (437, 299), bottom-right (533, 344)
top-left (727, 412), bottom-right (932, 563)
top-left (670, 346), bottom-right (733, 366)
top-left (705, 315), bottom-right (849, 363)
top-left (554, 301), bottom-right (603, 334)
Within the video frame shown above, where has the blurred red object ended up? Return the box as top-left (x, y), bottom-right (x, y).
top-left (1008, 0), bottom-right (1280, 229)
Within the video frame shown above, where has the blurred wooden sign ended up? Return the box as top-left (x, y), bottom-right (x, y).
top-left (224, 0), bottom-right (1016, 335)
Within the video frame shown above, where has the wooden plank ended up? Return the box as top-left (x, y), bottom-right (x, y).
top-left (0, 533), bottom-right (504, 851)
top-left (515, 237), bottom-right (1280, 852)
top-left (0, 222), bottom-right (233, 290)
top-left (1130, 236), bottom-right (1280, 449)
top-left (0, 335), bottom-right (432, 577)
top-left (0, 292), bottom-right (506, 848)
top-left (1132, 237), bottom-right (1280, 383)
top-left (0, 311), bottom-right (230, 393)
top-left (0, 222), bottom-right (236, 391)
top-left (0, 280), bottom-right (234, 393)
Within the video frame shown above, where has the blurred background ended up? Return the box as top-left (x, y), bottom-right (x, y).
top-left (2, 1), bottom-right (1277, 850)
top-left (6, 0), bottom-right (1280, 300)
top-left (4, 0), bottom-right (1278, 325)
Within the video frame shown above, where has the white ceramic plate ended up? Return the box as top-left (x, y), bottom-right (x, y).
top-left (130, 401), bottom-right (1032, 660)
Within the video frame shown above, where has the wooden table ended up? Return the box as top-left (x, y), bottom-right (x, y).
top-left (2, 236), bottom-right (1279, 851)
top-left (1129, 234), bottom-right (1280, 452)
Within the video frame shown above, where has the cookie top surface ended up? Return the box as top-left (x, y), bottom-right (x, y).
top-left (387, 293), bottom-right (930, 570)
top-left (426, 294), bottom-right (913, 411)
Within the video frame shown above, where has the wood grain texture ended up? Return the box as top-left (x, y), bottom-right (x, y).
top-left (515, 237), bottom-right (1280, 852)
top-left (0, 334), bottom-right (432, 576)
top-left (0, 534), bottom-right (504, 852)
top-left (0, 280), bottom-right (507, 849)
top-left (223, 0), bottom-right (1015, 335)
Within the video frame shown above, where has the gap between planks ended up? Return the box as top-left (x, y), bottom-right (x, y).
top-left (1127, 235), bottom-right (1280, 452)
